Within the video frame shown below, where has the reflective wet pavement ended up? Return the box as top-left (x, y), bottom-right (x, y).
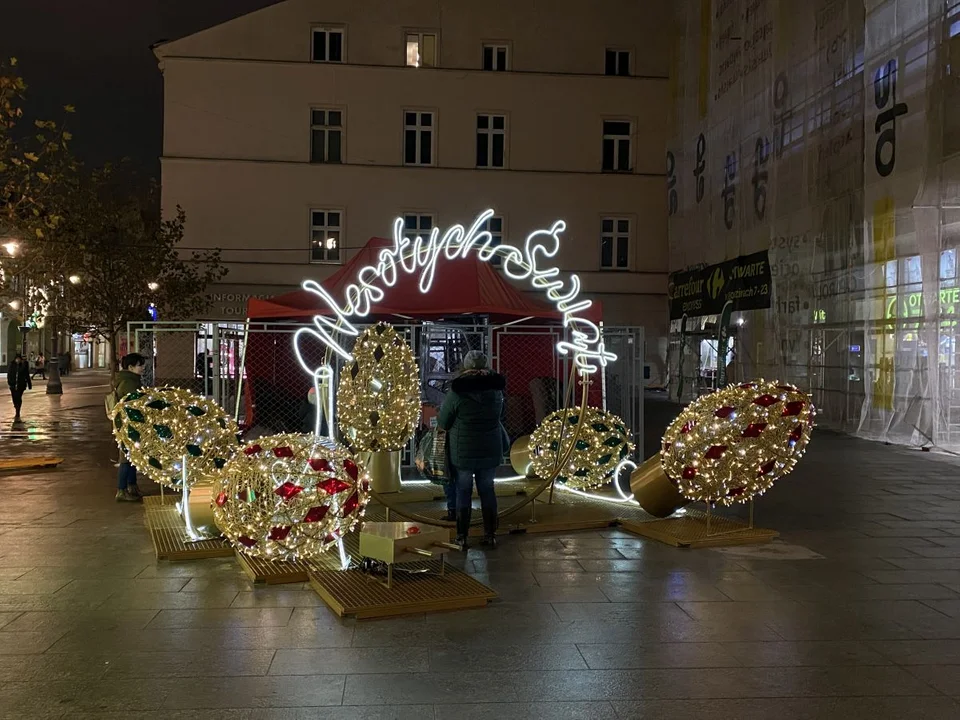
top-left (0, 373), bottom-right (959, 719)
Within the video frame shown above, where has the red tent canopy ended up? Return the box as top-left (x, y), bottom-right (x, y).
top-left (247, 236), bottom-right (602, 323)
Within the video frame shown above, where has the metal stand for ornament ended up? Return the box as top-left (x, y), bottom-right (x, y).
top-left (703, 497), bottom-right (756, 537)
top-left (176, 455), bottom-right (222, 543)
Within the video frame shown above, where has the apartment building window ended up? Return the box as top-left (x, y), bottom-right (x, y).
top-left (605, 49), bottom-right (630, 76)
top-left (403, 213), bottom-right (434, 238)
top-left (602, 120), bottom-right (632, 172)
top-left (404, 111), bottom-right (434, 165)
top-left (482, 215), bottom-right (504, 266)
top-left (600, 217), bottom-right (630, 269)
top-left (406, 32), bottom-right (437, 67)
top-left (310, 210), bottom-right (342, 263)
top-left (312, 28), bottom-right (344, 62)
top-left (482, 44), bottom-right (509, 71)
top-left (476, 114), bottom-right (506, 168)
top-left (310, 109), bottom-right (342, 163)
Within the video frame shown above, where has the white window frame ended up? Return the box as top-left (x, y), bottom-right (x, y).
top-left (476, 113), bottom-right (507, 169)
top-left (600, 216), bottom-right (631, 270)
top-left (405, 31), bottom-right (438, 67)
top-left (310, 209), bottom-right (343, 264)
top-left (310, 108), bottom-right (343, 164)
top-left (402, 213), bottom-right (435, 239)
top-left (311, 27), bottom-right (344, 63)
top-left (605, 48), bottom-right (631, 76)
top-left (482, 43), bottom-right (510, 71)
top-left (602, 119), bottom-right (632, 172)
top-left (403, 110), bottom-right (435, 166)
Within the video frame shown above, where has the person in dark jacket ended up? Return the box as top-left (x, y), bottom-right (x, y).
top-left (114, 353), bottom-right (146, 502)
top-left (7, 354), bottom-right (32, 421)
top-left (438, 351), bottom-right (509, 549)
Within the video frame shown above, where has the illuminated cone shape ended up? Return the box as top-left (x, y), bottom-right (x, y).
top-left (212, 433), bottom-right (370, 561)
top-left (660, 380), bottom-right (816, 506)
top-left (337, 322), bottom-right (420, 452)
top-left (112, 386), bottom-right (241, 489)
top-left (529, 407), bottom-right (634, 491)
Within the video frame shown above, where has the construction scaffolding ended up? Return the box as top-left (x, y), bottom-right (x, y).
top-left (667, 0), bottom-right (960, 449)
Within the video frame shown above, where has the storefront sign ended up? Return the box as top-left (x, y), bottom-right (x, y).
top-left (668, 250), bottom-right (772, 320)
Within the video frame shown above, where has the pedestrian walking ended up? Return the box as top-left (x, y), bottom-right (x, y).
top-left (32, 352), bottom-right (46, 380)
top-left (7, 354), bottom-right (32, 421)
top-left (114, 353), bottom-right (146, 502)
top-left (438, 351), bottom-right (509, 549)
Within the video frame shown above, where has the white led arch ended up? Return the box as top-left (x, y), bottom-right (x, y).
top-left (294, 209), bottom-right (617, 438)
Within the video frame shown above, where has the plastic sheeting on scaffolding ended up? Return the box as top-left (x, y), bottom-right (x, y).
top-left (667, 0), bottom-right (960, 450)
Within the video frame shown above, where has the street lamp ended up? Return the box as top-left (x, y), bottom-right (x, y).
top-left (147, 281), bottom-right (159, 291)
top-left (68, 275), bottom-right (80, 285)
top-left (2, 241), bottom-right (18, 257)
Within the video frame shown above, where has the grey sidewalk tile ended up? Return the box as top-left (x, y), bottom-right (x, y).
top-left (161, 675), bottom-right (346, 709)
top-left (429, 644), bottom-right (587, 671)
top-left (610, 697), bottom-right (960, 720)
top-left (720, 641), bottom-right (892, 667)
top-left (269, 647), bottom-right (428, 675)
top-left (147, 607), bottom-right (294, 628)
top-left (0, 629), bottom-right (66, 654)
top-left (102, 590), bottom-right (240, 610)
top-left (868, 639), bottom-right (960, 664)
top-left (231, 590), bottom-right (324, 608)
top-left (102, 649), bottom-right (277, 678)
top-left (433, 701), bottom-right (617, 720)
top-left (904, 665), bottom-right (960, 697)
top-left (343, 671), bottom-right (518, 705)
top-left (576, 642), bottom-right (740, 669)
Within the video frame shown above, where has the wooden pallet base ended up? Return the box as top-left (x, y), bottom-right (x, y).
top-left (310, 559), bottom-right (497, 619)
top-left (143, 495), bottom-right (233, 561)
top-left (0, 456), bottom-right (63, 471)
top-left (235, 550), bottom-right (313, 584)
top-left (619, 511), bottom-right (779, 548)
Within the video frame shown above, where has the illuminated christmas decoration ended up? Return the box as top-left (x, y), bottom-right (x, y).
top-left (112, 386), bottom-right (241, 488)
top-left (661, 379), bottom-right (816, 506)
top-left (529, 407), bottom-right (634, 491)
top-left (336, 323), bottom-right (420, 453)
top-left (212, 433), bottom-right (369, 561)
top-left (293, 211), bottom-right (616, 444)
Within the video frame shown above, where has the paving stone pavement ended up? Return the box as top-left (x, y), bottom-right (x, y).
top-left (0, 372), bottom-right (959, 719)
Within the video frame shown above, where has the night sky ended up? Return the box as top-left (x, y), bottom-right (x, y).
top-left (1, 0), bottom-right (281, 175)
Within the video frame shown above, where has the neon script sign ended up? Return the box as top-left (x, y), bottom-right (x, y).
top-left (294, 210), bottom-right (615, 435)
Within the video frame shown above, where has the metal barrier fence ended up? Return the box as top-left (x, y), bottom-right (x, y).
top-left (128, 320), bottom-right (646, 465)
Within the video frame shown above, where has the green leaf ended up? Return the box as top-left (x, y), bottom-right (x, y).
top-left (597, 453), bottom-right (612, 465)
top-left (213, 457), bottom-right (227, 469)
top-left (185, 444), bottom-right (203, 457)
top-left (153, 424), bottom-right (173, 439)
top-left (146, 399), bottom-right (171, 410)
top-left (124, 407), bottom-right (145, 423)
top-left (592, 423), bottom-right (610, 433)
top-left (113, 414), bottom-right (123, 430)
top-left (186, 406), bottom-right (206, 417)
top-left (126, 426), bottom-right (141, 442)
top-left (575, 439), bottom-right (590, 451)
top-left (619, 444), bottom-right (630, 459)
top-left (148, 457), bottom-right (162, 470)
top-left (567, 414), bottom-right (580, 425)
top-left (603, 436), bottom-right (622, 447)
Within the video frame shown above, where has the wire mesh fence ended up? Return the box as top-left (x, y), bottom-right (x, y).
top-left (129, 319), bottom-right (646, 467)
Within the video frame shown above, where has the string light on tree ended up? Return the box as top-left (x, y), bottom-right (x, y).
top-left (530, 407), bottom-right (634, 491)
top-left (336, 322), bottom-right (420, 452)
top-left (661, 379), bottom-right (816, 506)
top-left (112, 386), bottom-right (241, 488)
top-left (212, 433), bottom-right (370, 561)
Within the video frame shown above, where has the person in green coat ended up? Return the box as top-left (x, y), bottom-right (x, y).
top-left (114, 353), bottom-right (146, 502)
top-left (438, 351), bottom-right (509, 549)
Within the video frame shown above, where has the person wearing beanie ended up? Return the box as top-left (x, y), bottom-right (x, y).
top-left (438, 350), bottom-right (509, 549)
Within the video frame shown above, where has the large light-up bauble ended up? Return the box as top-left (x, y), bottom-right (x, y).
top-left (661, 380), bottom-right (816, 506)
top-left (212, 433), bottom-right (369, 561)
top-left (530, 407), bottom-right (634, 490)
top-left (337, 322), bottom-right (420, 452)
top-left (112, 386), bottom-right (241, 488)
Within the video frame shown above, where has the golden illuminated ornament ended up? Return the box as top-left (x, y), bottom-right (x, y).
top-left (337, 322), bottom-right (420, 452)
top-left (212, 433), bottom-right (370, 561)
top-left (661, 379), bottom-right (816, 506)
top-left (112, 386), bottom-right (241, 488)
top-left (529, 407), bottom-right (634, 491)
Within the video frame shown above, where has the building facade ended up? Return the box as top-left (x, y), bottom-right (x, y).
top-left (154, 0), bottom-right (671, 354)
top-left (666, 0), bottom-right (960, 449)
